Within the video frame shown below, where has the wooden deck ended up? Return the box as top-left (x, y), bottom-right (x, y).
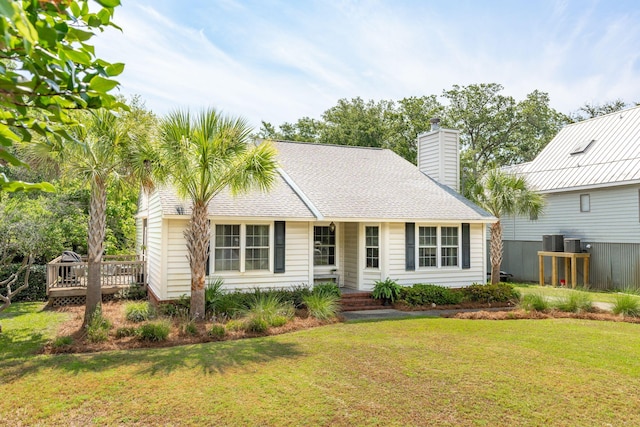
top-left (46, 254), bottom-right (146, 305)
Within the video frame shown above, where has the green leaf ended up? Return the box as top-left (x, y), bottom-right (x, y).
top-left (67, 27), bottom-right (93, 42)
top-left (105, 62), bottom-right (125, 77)
top-left (89, 75), bottom-right (119, 92)
top-left (0, 0), bottom-right (14, 17)
top-left (0, 147), bottom-right (24, 166)
top-left (0, 122), bottom-right (21, 146)
top-left (60, 46), bottom-right (92, 66)
top-left (94, 0), bottom-right (121, 7)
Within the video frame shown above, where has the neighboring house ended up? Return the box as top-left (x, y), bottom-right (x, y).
top-left (501, 105), bottom-right (640, 289)
top-left (136, 123), bottom-right (495, 302)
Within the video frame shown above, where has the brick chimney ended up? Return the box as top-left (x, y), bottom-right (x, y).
top-left (416, 118), bottom-right (460, 192)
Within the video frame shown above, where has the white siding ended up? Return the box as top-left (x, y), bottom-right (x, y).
top-left (417, 129), bottom-right (460, 192)
top-left (502, 184), bottom-right (640, 244)
top-left (343, 222), bottom-right (358, 288)
top-left (163, 220), bottom-right (312, 299)
top-left (387, 222), bottom-right (486, 287)
top-left (135, 217), bottom-right (143, 257)
top-left (145, 191), bottom-right (164, 299)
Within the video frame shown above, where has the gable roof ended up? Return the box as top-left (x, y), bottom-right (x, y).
top-left (155, 140), bottom-right (495, 222)
top-left (516, 105), bottom-right (640, 192)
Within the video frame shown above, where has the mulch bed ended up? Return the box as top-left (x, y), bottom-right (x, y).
top-left (393, 300), bottom-right (516, 311)
top-left (42, 301), bottom-right (340, 355)
top-left (453, 308), bottom-right (640, 323)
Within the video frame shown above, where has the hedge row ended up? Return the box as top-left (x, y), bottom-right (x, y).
top-left (397, 282), bottom-right (520, 306)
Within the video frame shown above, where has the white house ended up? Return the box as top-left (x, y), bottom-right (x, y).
top-left (136, 123), bottom-right (495, 302)
top-left (501, 105), bottom-right (640, 289)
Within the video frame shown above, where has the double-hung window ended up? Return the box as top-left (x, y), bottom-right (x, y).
top-left (314, 226), bottom-right (335, 266)
top-left (418, 226), bottom-right (437, 267)
top-left (440, 227), bottom-right (459, 267)
top-left (416, 225), bottom-right (459, 268)
top-left (214, 224), bottom-right (270, 272)
top-left (365, 226), bottom-right (379, 268)
top-left (214, 225), bottom-right (240, 271)
top-left (245, 225), bottom-right (270, 270)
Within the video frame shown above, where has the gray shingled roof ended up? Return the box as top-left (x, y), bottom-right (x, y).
top-left (516, 105), bottom-right (640, 192)
top-left (156, 140), bottom-right (494, 222)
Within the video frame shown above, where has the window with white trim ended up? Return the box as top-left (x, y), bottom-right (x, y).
top-left (418, 226), bottom-right (437, 267)
top-left (213, 224), bottom-right (271, 272)
top-left (214, 224), bottom-right (240, 271)
top-left (441, 227), bottom-right (459, 267)
top-left (245, 225), bottom-right (270, 270)
top-left (416, 225), bottom-right (460, 268)
top-left (365, 226), bottom-right (379, 268)
top-left (314, 226), bottom-right (335, 266)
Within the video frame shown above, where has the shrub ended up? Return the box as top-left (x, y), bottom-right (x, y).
top-left (612, 292), bottom-right (640, 317)
top-left (116, 284), bottom-right (147, 301)
top-left (124, 301), bottom-right (153, 322)
top-left (225, 319), bottom-right (246, 332)
top-left (115, 326), bottom-right (138, 338)
top-left (213, 292), bottom-right (246, 319)
top-left (0, 264), bottom-right (47, 302)
top-left (245, 317), bottom-right (269, 333)
top-left (180, 320), bottom-right (198, 336)
top-left (399, 284), bottom-right (462, 306)
top-left (554, 291), bottom-right (593, 313)
top-left (312, 282), bottom-right (341, 298)
top-left (138, 321), bottom-right (170, 342)
top-left (209, 324), bottom-right (226, 339)
top-left (519, 293), bottom-right (550, 311)
top-left (372, 278), bottom-right (402, 303)
top-left (303, 293), bottom-right (339, 320)
top-left (462, 283), bottom-right (520, 303)
top-left (52, 335), bottom-right (73, 348)
top-left (86, 309), bottom-right (111, 343)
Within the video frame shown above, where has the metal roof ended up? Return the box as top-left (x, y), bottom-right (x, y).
top-left (517, 105), bottom-right (640, 192)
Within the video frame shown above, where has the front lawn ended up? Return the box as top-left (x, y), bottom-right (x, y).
top-left (2, 302), bottom-right (640, 425)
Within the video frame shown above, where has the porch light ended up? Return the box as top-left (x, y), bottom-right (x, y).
top-left (329, 222), bottom-right (336, 233)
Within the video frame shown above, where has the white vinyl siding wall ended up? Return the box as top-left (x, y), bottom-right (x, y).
top-left (163, 220), bottom-right (312, 298)
top-left (145, 191), bottom-right (164, 299)
top-left (502, 185), bottom-right (640, 244)
top-left (387, 222), bottom-right (485, 287)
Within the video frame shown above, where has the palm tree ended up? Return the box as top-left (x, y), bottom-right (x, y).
top-left (469, 168), bottom-right (544, 284)
top-left (159, 108), bottom-right (278, 320)
top-left (29, 104), bottom-right (158, 325)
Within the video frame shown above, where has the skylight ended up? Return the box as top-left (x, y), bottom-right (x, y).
top-left (570, 139), bottom-right (595, 155)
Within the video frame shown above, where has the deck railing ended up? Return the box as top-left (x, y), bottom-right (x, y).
top-left (46, 254), bottom-right (146, 295)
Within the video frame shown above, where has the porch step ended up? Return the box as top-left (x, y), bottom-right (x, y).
top-left (339, 291), bottom-right (386, 312)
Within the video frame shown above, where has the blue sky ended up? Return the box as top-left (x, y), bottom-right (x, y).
top-left (93, 0), bottom-right (640, 128)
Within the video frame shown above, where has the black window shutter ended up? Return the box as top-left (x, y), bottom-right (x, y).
top-left (274, 221), bottom-right (285, 273)
top-left (405, 222), bottom-right (415, 271)
top-left (462, 223), bottom-right (470, 269)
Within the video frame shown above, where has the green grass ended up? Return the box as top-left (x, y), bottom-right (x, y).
top-left (516, 284), bottom-right (640, 305)
top-left (3, 303), bottom-right (640, 425)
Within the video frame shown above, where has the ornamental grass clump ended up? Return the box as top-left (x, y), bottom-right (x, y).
top-left (138, 321), bottom-right (171, 342)
top-left (242, 293), bottom-right (294, 330)
top-left (554, 291), bottom-right (594, 313)
top-left (303, 293), bottom-right (340, 320)
top-left (124, 301), bottom-right (153, 322)
top-left (612, 291), bottom-right (640, 317)
top-left (86, 309), bottom-right (111, 343)
top-left (519, 293), bottom-right (550, 312)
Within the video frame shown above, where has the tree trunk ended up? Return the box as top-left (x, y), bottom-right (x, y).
top-left (184, 201), bottom-right (210, 320)
top-left (489, 221), bottom-right (503, 285)
top-left (84, 177), bottom-right (107, 326)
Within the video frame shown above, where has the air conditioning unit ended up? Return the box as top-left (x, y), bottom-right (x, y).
top-left (543, 235), bottom-right (564, 252)
top-left (564, 238), bottom-right (581, 253)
